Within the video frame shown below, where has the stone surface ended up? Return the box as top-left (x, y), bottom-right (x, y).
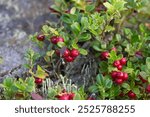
top-left (0, 0), bottom-right (56, 80)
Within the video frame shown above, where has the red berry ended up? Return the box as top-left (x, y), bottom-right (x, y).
top-left (35, 78), bottom-right (43, 84)
top-left (57, 37), bottom-right (64, 43)
top-left (64, 56), bottom-right (74, 62)
top-left (100, 51), bottom-right (109, 60)
top-left (120, 58), bottom-right (127, 65)
top-left (50, 36), bottom-right (58, 44)
top-left (138, 75), bottom-right (148, 83)
top-left (116, 72), bottom-right (124, 79)
top-left (146, 85), bottom-right (150, 93)
top-left (113, 60), bottom-right (120, 67)
top-left (70, 49), bottom-right (79, 58)
top-left (62, 49), bottom-right (70, 57)
top-left (128, 91), bottom-right (136, 99)
top-left (37, 34), bottom-right (45, 41)
top-left (122, 72), bottom-right (128, 81)
top-left (111, 71), bottom-right (117, 79)
top-left (115, 78), bottom-right (123, 85)
top-left (117, 65), bottom-right (123, 70)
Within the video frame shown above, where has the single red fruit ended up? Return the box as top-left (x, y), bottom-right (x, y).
top-left (117, 65), bottom-right (123, 70)
top-left (70, 49), bottom-right (79, 58)
top-left (113, 60), bottom-right (120, 67)
top-left (35, 78), bottom-right (43, 84)
top-left (146, 85), bottom-right (150, 93)
top-left (50, 36), bottom-right (58, 44)
top-left (122, 72), bottom-right (128, 81)
top-left (138, 75), bottom-right (148, 83)
top-left (64, 56), bottom-right (74, 62)
top-left (128, 91), bottom-right (136, 99)
top-left (100, 51), bottom-right (109, 60)
top-left (120, 58), bottom-right (127, 65)
top-left (115, 78), bottom-right (123, 85)
top-left (57, 37), bottom-right (64, 43)
top-left (111, 71), bottom-right (117, 79)
top-left (37, 34), bottom-right (45, 41)
top-left (62, 49), bottom-right (70, 58)
top-left (116, 72), bottom-right (124, 79)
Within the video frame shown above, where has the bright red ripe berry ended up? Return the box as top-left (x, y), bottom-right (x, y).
top-left (100, 51), bottom-right (109, 60)
top-left (116, 72), bottom-right (124, 79)
top-left (115, 78), bottom-right (123, 85)
top-left (120, 58), bottom-right (127, 65)
top-left (37, 34), bottom-right (45, 41)
top-left (111, 71), bottom-right (117, 79)
top-left (57, 37), bottom-right (64, 43)
top-left (128, 91), bottom-right (136, 99)
top-left (62, 49), bottom-right (70, 58)
top-left (64, 56), bottom-right (74, 62)
top-left (113, 60), bottom-right (120, 67)
top-left (122, 72), bottom-right (128, 81)
top-left (50, 36), bottom-right (58, 44)
top-left (70, 49), bottom-right (79, 58)
top-left (146, 85), bottom-right (150, 93)
top-left (35, 78), bottom-right (43, 84)
top-left (117, 65), bottom-right (123, 70)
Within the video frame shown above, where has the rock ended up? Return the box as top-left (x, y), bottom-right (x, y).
top-left (0, 0), bottom-right (56, 81)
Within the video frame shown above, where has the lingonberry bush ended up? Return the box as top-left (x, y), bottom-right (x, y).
top-left (0, 0), bottom-right (150, 100)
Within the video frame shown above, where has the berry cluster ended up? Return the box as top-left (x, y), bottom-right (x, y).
top-left (100, 51), bottom-right (110, 60)
top-left (111, 71), bottom-right (128, 85)
top-left (55, 92), bottom-right (75, 100)
top-left (111, 57), bottom-right (128, 85)
top-left (113, 57), bottom-right (127, 71)
top-left (50, 36), bottom-right (80, 62)
top-left (56, 48), bottom-right (80, 62)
